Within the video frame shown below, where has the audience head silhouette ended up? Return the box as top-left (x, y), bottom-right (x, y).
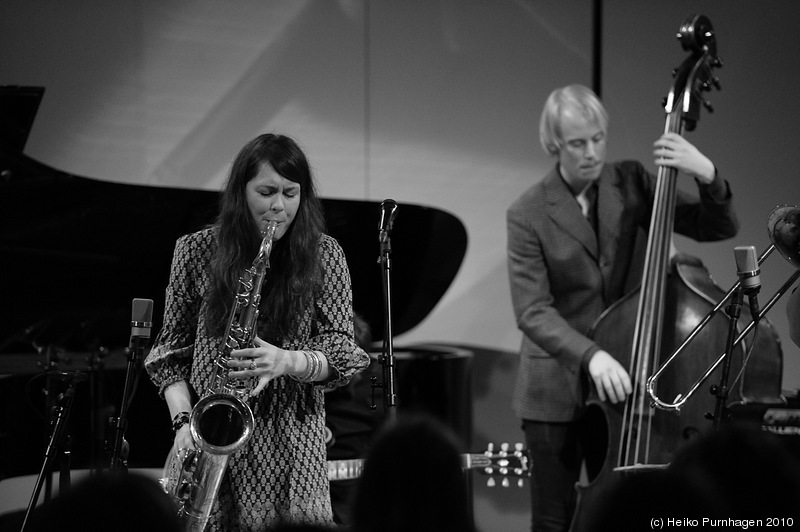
top-left (350, 414), bottom-right (474, 532)
top-left (26, 472), bottom-right (182, 532)
top-left (589, 423), bottom-right (800, 530)
top-left (669, 423), bottom-right (800, 517)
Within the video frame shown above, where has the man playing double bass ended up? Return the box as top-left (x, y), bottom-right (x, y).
top-left (505, 84), bottom-right (739, 532)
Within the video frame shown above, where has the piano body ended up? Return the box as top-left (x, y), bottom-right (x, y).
top-left (0, 86), bottom-right (470, 478)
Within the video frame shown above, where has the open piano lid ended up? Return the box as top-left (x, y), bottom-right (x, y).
top-left (0, 86), bottom-right (468, 364)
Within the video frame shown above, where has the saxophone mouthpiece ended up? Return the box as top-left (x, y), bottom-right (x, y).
top-left (262, 220), bottom-right (278, 239)
top-left (258, 220), bottom-right (279, 265)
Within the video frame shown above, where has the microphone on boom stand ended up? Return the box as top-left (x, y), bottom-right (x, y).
top-left (711, 245), bottom-right (763, 429)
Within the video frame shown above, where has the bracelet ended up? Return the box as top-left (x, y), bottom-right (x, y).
top-left (171, 411), bottom-right (191, 432)
top-left (290, 351), bottom-right (324, 383)
top-left (306, 351), bottom-right (320, 382)
top-left (290, 351), bottom-right (314, 382)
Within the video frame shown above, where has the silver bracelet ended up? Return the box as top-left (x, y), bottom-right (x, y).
top-left (307, 350), bottom-right (322, 382)
top-left (290, 351), bottom-right (314, 382)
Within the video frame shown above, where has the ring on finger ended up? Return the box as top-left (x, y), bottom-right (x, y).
top-left (249, 360), bottom-right (257, 371)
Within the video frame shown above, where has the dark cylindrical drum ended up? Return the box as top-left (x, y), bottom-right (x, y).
top-left (381, 343), bottom-right (473, 447)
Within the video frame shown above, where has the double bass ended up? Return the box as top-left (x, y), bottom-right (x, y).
top-left (569, 14), bottom-right (782, 531)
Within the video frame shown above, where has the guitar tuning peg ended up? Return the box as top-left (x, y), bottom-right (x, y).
top-left (500, 443), bottom-right (509, 455)
top-left (517, 478), bottom-right (524, 488)
top-left (485, 442), bottom-right (494, 454)
top-left (711, 76), bottom-right (721, 90)
top-left (487, 477), bottom-right (496, 488)
top-left (501, 478), bottom-right (510, 488)
top-left (514, 442), bottom-right (523, 453)
top-left (702, 98), bottom-right (714, 113)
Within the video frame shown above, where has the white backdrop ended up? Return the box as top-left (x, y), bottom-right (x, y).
top-left (1, 0), bottom-right (592, 357)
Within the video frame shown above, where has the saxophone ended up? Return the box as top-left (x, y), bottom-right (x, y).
top-left (163, 221), bottom-right (277, 532)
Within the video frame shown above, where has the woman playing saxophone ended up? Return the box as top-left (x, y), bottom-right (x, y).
top-left (145, 133), bottom-right (370, 531)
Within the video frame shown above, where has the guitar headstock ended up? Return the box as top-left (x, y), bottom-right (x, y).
top-left (466, 442), bottom-right (531, 488)
top-left (663, 13), bottom-right (722, 132)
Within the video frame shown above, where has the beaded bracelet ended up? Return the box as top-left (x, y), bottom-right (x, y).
top-left (171, 411), bottom-right (191, 432)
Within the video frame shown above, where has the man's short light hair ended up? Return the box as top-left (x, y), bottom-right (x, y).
top-left (539, 84), bottom-right (609, 156)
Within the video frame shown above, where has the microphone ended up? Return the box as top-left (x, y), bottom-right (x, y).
top-left (734, 245), bottom-right (761, 321)
top-left (129, 298), bottom-right (154, 353)
top-left (379, 199), bottom-right (398, 243)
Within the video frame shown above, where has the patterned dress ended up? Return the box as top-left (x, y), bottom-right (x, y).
top-left (145, 227), bottom-right (370, 531)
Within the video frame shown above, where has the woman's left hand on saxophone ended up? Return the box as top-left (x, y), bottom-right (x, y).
top-left (164, 380), bottom-right (195, 451)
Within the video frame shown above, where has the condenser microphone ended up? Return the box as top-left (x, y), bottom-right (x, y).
top-left (379, 199), bottom-right (398, 243)
top-left (734, 245), bottom-right (761, 321)
top-left (130, 298), bottom-right (154, 352)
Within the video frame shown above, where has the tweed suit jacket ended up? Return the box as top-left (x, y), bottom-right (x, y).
top-left (506, 160), bottom-right (738, 422)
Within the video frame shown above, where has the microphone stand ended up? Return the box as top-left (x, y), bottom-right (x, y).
top-left (108, 303), bottom-right (152, 472)
top-left (107, 343), bottom-right (141, 472)
top-left (88, 346), bottom-right (110, 474)
top-left (20, 373), bottom-right (80, 532)
top-left (377, 227), bottom-right (398, 422)
top-left (710, 284), bottom-right (744, 430)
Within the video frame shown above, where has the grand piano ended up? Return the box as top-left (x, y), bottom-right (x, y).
top-left (0, 86), bottom-right (470, 479)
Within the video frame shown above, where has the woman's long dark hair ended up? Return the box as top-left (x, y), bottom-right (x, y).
top-left (206, 133), bottom-right (326, 341)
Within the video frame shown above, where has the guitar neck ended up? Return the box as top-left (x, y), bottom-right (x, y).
top-left (327, 453), bottom-right (520, 482)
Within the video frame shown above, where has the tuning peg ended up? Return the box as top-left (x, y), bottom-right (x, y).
top-left (501, 477), bottom-right (510, 488)
top-left (702, 99), bottom-right (714, 113)
top-left (487, 477), bottom-right (496, 488)
top-left (500, 443), bottom-right (509, 456)
top-left (701, 77), bottom-right (721, 93)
